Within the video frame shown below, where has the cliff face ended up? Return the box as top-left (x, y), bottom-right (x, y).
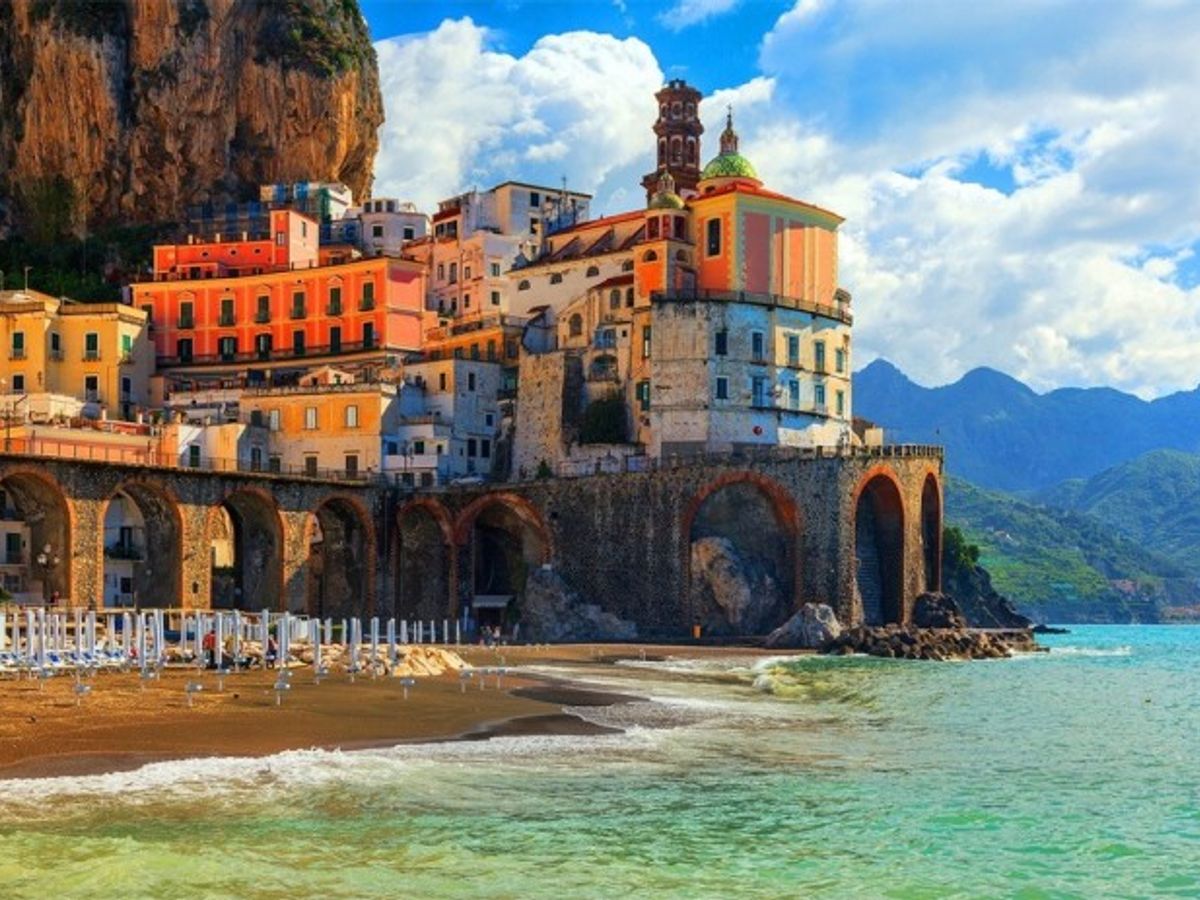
top-left (0, 0), bottom-right (382, 233)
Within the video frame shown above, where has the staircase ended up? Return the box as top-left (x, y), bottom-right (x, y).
top-left (855, 506), bottom-right (884, 626)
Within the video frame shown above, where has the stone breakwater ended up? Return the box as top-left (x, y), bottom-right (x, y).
top-left (823, 624), bottom-right (1040, 660)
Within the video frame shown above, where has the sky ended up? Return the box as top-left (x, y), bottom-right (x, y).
top-left (359, 0), bottom-right (1200, 399)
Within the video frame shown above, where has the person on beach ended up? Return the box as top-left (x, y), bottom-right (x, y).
top-left (202, 629), bottom-right (216, 668)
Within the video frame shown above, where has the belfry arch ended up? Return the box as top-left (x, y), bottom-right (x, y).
top-left (209, 489), bottom-right (283, 610)
top-left (307, 495), bottom-right (373, 619)
top-left (682, 473), bottom-right (799, 635)
top-left (854, 471), bottom-right (906, 626)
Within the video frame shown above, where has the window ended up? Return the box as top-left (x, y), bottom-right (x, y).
top-left (437, 263), bottom-right (445, 281)
top-left (448, 262), bottom-right (458, 284)
top-left (403, 226), bottom-right (415, 241)
top-left (586, 266), bottom-right (600, 277)
top-left (304, 407), bottom-right (318, 430)
top-left (328, 285), bottom-right (342, 314)
top-left (250, 447), bottom-right (263, 472)
top-left (10, 331), bottom-right (23, 359)
top-left (464, 266), bottom-right (472, 280)
top-left (715, 329), bottom-right (728, 356)
top-left (610, 289), bottom-right (621, 310)
top-left (518, 280), bottom-right (530, 291)
top-left (268, 409), bottom-right (280, 432)
top-left (485, 413), bottom-right (494, 427)
top-left (11, 374), bottom-right (24, 392)
top-left (481, 438), bottom-right (491, 458)
top-left (486, 340), bottom-right (497, 361)
top-left (362, 322), bottom-right (374, 348)
top-left (751, 331), bottom-right (765, 362)
top-left (49, 332), bottom-right (61, 358)
top-left (275, 232), bottom-right (286, 246)
top-left (329, 325), bottom-right (341, 353)
top-left (752, 376), bottom-right (768, 408)
top-left (218, 336), bottom-right (237, 361)
top-left (467, 372), bottom-right (476, 391)
top-left (467, 438), bottom-right (477, 458)
top-left (178, 301), bottom-right (194, 328)
top-left (549, 273), bottom-right (563, 285)
top-left (835, 347), bottom-right (846, 374)
top-left (715, 377), bottom-right (728, 400)
top-left (438, 372), bottom-right (447, 391)
top-left (463, 293), bottom-right (471, 309)
top-left (506, 340), bottom-right (518, 358)
top-left (141, 304), bottom-right (153, 325)
top-left (82, 332), bottom-right (99, 361)
top-left (176, 338), bottom-right (193, 362)
top-left (569, 314), bottom-right (583, 337)
top-left (345, 454), bottom-right (358, 477)
top-left (642, 326), bottom-right (652, 359)
top-left (256, 294), bottom-right (270, 322)
top-left (269, 455), bottom-right (281, 473)
top-left (489, 262), bottom-right (501, 277)
top-left (814, 384), bottom-right (827, 408)
top-left (84, 375), bottom-right (99, 402)
top-left (491, 290), bottom-right (501, 306)
top-left (372, 223), bottom-right (384, 239)
top-left (642, 249), bottom-right (658, 262)
top-left (836, 390), bottom-right (846, 417)
top-left (219, 297), bottom-right (235, 326)
top-left (706, 218), bottom-right (721, 256)
top-left (301, 220), bottom-right (308, 238)
top-left (345, 405), bottom-right (359, 428)
top-left (626, 288), bottom-right (634, 308)
top-left (305, 455), bottom-right (318, 476)
top-left (621, 260), bottom-right (634, 272)
top-left (647, 218), bottom-right (659, 239)
top-left (636, 380), bottom-right (650, 412)
top-left (530, 191), bottom-right (540, 206)
top-left (788, 380), bottom-right (800, 409)
top-left (291, 291), bottom-right (306, 318)
top-left (293, 331), bottom-right (306, 356)
top-left (815, 340), bottom-right (827, 372)
top-left (188, 445), bottom-right (202, 468)
top-left (787, 334), bottom-right (800, 366)
top-left (361, 281), bottom-right (375, 310)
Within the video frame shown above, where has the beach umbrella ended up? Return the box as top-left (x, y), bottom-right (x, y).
top-left (323, 617), bottom-right (332, 647)
top-left (136, 613), bottom-right (147, 670)
top-left (455, 620), bottom-right (461, 646)
top-left (232, 610), bottom-right (242, 671)
top-left (72, 607), bottom-right (82, 660)
top-left (261, 609), bottom-right (270, 667)
top-left (154, 609), bottom-right (165, 666)
top-left (37, 607), bottom-right (48, 669)
top-left (400, 619), bottom-right (408, 645)
top-left (280, 612), bottom-right (290, 667)
top-left (386, 618), bottom-right (396, 664)
top-left (370, 617), bottom-right (379, 675)
top-left (340, 618), bottom-right (348, 651)
top-left (0, 611), bottom-right (6, 653)
top-left (86, 610), bottom-right (96, 657)
top-left (214, 611), bottom-right (225, 671)
top-left (443, 619), bottom-right (450, 646)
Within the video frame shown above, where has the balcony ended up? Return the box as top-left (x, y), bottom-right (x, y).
top-left (48, 349), bottom-right (63, 361)
top-left (177, 317), bottom-right (194, 330)
top-left (326, 301), bottom-right (343, 315)
top-left (105, 543), bottom-right (144, 561)
top-left (254, 310), bottom-right (271, 323)
top-left (359, 298), bottom-right (375, 311)
top-left (218, 313), bottom-right (236, 326)
top-left (155, 339), bottom-right (382, 367)
top-left (9, 348), bottom-right (25, 361)
top-left (3, 552), bottom-right (24, 566)
top-left (290, 306), bottom-right (307, 320)
top-left (83, 350), bottom-right (100, 361)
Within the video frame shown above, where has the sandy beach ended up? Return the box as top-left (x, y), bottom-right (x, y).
top-left (0, 643), bottom-right (775, 780)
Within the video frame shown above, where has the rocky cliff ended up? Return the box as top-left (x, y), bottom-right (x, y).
top-left (0, 0), bottom-right (382, 233)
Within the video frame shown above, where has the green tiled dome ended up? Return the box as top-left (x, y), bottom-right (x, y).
top-left (700, 152), bottom-right (758, 181)
top-left (649, 190), bottom-right (686, 209)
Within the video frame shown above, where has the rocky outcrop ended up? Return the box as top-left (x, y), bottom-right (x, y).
top-left (520, 568), bottom-right (638, 642)
top-left (911, 592), bottom-right (967, 629)
top-left (823, 624), bottom-right (1040, 660)
top-left (0, 0), bottom-right (382, 233)
top-left (689, 537), bottom-right (784, 636)
top-left (765, 603), bottom-right (842, 649)
top-left (942, 544), bottom-right (1032, 629)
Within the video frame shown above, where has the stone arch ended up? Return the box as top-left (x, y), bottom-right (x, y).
top-left (306, 493), bottom-right (375, 620)
top-left (682, 472), bottom-right (801, 636)
top-left (98, 479), bottom-right (184, 608)
top-left (396, 499), bottom-right (454, 621)
top-left (208, 487), bottom-right (285, 610)
top-left (853, 468), bottom-right (906, 626)
top-left (455, 493), bottom-right (552, 629)
top-left (0, 467), bottom-right (73, 602)
top-left (921, 472), bottom-right (942, 593)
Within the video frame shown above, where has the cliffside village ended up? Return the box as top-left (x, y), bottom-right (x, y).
top-left (0, 81), bottom-right (879, 606)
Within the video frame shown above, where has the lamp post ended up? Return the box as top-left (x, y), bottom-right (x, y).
top-left (23, 266), bottom-right (31, 294)
top-left (35, 543), bottom-right (59, 604)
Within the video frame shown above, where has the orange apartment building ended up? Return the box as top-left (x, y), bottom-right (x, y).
top-left (132, 210), bottom-right (427, 383)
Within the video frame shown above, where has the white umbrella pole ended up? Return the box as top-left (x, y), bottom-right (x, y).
top-left (386, 618), bottom-right (396, 663)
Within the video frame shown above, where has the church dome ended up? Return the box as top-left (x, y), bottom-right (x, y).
top-left (648, 168), bottom-right (686, 209)
top-left (699, 108), bottom-right (760, 184)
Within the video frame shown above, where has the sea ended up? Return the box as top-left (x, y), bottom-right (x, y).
top-left (1, 625), bottom-right (1197, 899)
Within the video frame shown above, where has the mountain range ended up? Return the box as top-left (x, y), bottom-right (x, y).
top-left (854, 359), bottom-right (1200, 492)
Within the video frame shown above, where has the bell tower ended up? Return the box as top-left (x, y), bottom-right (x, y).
top-left (641, 79), bottom-right (704, 202)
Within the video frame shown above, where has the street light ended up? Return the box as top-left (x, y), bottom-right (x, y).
top-left (35, 543), bottom-right (59, 604)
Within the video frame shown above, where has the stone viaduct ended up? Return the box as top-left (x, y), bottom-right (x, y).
top-left (0, 445), bottom-right (943, 637)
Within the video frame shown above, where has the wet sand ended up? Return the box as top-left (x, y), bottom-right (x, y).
top-left (0, 643), bottom-right (774, 779)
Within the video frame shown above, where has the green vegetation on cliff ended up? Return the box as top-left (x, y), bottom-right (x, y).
top-left (0, 223), bottom-right (166, 302)
top-left (945, 476), bottom-right (1188, 620)
top-left (255, 0), bottom-right (375, 78)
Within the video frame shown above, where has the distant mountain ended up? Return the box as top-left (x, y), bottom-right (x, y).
top-left (944, 477), bottom-right (1195, 622)
top-left (855, 360), bottom-right (1200, 492)
top-left (1038, 449), bottom-right (1200, 576)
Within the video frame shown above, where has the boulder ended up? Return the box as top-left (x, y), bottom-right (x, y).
top-left (764, 603), bottom-right (842, 649)
top-left (520, 567), bottom-right (638, 642)
top-left (822, 623), bottom-right (1039, 660)
top-left (689, 537), bottom-right (783, 635)
top-left (912, 592), bottom-right (967, 629)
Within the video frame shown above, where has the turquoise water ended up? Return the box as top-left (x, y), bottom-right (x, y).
top-left (1, 626), bottom-right (1198, 898)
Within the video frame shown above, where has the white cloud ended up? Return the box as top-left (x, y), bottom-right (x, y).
top-left (373, 19), bottom-right (662, 213)
top-left (657, 0), bottom-right (742, 32)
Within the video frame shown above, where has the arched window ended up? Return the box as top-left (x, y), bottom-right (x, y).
top-left (660, 103), bottom-right (668, 119)
top-left (675, 249), bottom-right (689, 262)
top-left (518, 280), bottom-right (531, 291)
top-left (671, 136), bottom-right (682, 164)
top-left (643, 250), bottom-right (658, 262)
top-left (625, 287), bottom-right (634, 307)
top-left (609, 289), bottom-right (621, 310)
top-left (658, 139), bottom-right (666, 164)
top-left (686, 101), bottom-right (696, 119)
top-left (549, 273), bottom-right (563, 285)
top-left (647, 218), bottom-right (660, 239)
top-left (622, 260), bottom-right (634, 273)
top-left (569, 313), bottom-right (583, 337)
top-left (586, 265), bottom-right (600, 277)
top-left (671, 101), bottom-right (681, 119)
top-left (674, 217), bottom-right (687, 240)
top-left (686, 137), bottom-right (696, 164)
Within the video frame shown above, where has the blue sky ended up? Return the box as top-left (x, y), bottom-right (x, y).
top-left (359, 0), bottom-right (1200, 399)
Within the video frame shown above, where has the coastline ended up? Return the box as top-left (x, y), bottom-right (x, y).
top-left (0, 643), bottom-right (775, 781)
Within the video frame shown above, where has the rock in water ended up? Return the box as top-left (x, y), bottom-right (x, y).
top-left (765, 604), bottom-right (842, 649)
top-left (912, 593), bottom-right (967, 629)
top-left (520, 568), bottom-right (637, 642)
top-left (0, 0), bottom-right (382, 233)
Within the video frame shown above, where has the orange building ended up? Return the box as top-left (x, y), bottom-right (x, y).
top-left (133, 210), bottom-right (427, 381)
